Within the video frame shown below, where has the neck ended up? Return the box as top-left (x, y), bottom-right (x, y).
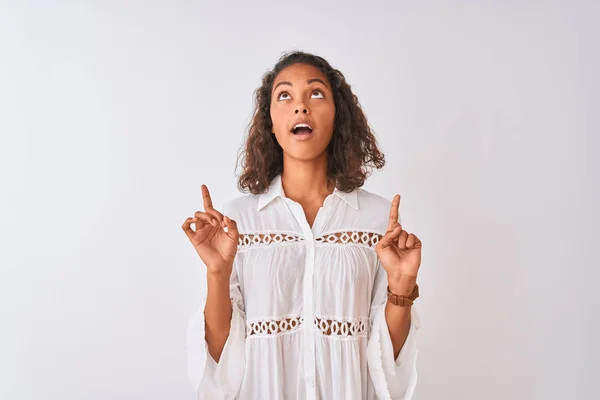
top-left (280, 154), bottom-right (334, 205)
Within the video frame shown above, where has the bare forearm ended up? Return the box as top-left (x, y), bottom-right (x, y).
top-left (385, 278), bottom-right (416, 359)
top-left (204, 268), bottom-right (233, 363)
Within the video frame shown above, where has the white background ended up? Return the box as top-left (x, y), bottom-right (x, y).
top-left (1, 1), bottom-right (598, 399)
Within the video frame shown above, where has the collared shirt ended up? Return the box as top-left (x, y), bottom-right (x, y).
top-left (187, 174), bottom-right (421, 400)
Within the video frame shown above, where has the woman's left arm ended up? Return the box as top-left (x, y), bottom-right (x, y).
top-left (377, 193), bottom-right (423, 360)
top-left (385, 277), bottom-right (418, 358)
top-left (367, 261), bottom-right (421, 400)
top-left (367, 194), bottom-right (423, 400)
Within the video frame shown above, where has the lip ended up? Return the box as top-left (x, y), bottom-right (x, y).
top-left (289, 119), bottom-right (314, 133)
top-left (291, 131), bottom-right (313, 141)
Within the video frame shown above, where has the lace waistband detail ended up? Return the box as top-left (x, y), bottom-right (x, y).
top-left (315, 231), bottom-right (382, 248)
top-left (247, 315), bottom-right (304, 336)
top-left (246, 314), bottom-right (369, 338)
top-left (238, 233), bottom-right (304, 249)
top-left (314, 316), bottom-right (369, 337)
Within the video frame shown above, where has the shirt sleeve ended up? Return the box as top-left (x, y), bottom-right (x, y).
top-left (186, 203), bottom-right (246, 400)
top-left (367, 259), bottom-right (421, 400)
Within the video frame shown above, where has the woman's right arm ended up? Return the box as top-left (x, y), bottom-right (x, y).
top-left (183, 185), bottom-right (246, 399)
top-left (204, 267), bottom-right (234, 363)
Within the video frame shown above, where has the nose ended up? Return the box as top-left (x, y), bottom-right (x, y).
top-left (295, 104), bottom-right (309, 114)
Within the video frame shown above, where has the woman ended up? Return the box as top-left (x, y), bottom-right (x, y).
top-left (182, 51), bottom-right (422, 400)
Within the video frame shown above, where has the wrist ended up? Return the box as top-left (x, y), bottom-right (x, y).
top-left (388, 276), bottom-right (417, 297)
top-left (207, 265), bottom-right (232, 284)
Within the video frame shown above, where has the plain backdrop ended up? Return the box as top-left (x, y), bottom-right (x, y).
top-left (1, 0), bottom-right (598, 399)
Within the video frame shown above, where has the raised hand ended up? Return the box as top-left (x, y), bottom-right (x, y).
top-left (181, 184), bottom-right (239, 276)
top-left (375, 194), bottom-right (422, 286)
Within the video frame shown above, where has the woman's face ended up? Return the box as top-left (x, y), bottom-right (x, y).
top-left (270, 63), bottom-right (336, 162)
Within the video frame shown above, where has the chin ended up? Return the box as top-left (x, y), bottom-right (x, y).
top-left (284, 149), bottom-right (328, 162)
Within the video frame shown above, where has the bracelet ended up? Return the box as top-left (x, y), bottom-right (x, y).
top-left (386, 283), bottom-right (419, 307)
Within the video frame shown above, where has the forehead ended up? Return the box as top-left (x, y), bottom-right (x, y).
top-left (273, 63), bottom-right (330, 85)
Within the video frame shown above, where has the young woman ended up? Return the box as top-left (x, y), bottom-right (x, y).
top-left (182, 51), bottom-right (422, 400)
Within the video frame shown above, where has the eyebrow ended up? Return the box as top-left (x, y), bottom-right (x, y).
top-left (272, 78), bottom-right (329, 93)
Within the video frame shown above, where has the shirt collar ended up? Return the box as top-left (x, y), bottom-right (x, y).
top-left (257, 174), bottom-right (359, 211)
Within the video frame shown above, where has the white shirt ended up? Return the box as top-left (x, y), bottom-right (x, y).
top-left (187, 174), bottom-right (421, 400)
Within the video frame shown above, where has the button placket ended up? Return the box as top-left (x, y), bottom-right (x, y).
top-left (285, 199), bottom-right (317, 400)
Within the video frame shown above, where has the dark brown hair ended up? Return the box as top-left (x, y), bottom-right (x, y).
top-left (237, 50), bottom-right (385, 194)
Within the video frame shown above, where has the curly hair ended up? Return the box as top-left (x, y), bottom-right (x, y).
top-left (236, 50), bottom-right (385, 194)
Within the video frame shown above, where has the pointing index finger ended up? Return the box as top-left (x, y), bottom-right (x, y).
top-left (388, 194), bottom-right (400, 231)
top-left (201, 184), bottom-right (214, 210)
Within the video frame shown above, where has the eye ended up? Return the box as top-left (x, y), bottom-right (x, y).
top-left (277, 92), bottom-right (291, 101)
top-left (311, 90), bottom-right (324, 99)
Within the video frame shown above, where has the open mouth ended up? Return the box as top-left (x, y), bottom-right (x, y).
top-left (292, 123), bottom-right (313, 135)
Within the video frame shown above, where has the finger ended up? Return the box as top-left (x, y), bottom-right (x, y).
top-left (223, 215), bottom-right (239, 239)
top-left (411, 233), bottom-right (422, 249)
top-left (388, 221), bottom-right (401, 235)
top-left (201, 185), bottom-right (225, 226)
top-left (201, 184), bottom-right (213, 210)
top-left (182, 217), bottom-right (199, 241)
top-left (378, 225), bottom-right (401, 249)
top-left (397, 230), bottom-right (409, 250)
top-left (194, 211), bottom-right (217, 227)
top-left (205, 208), bottom-right (225, 227)
top-left (406, 233), bottom-right (416, 248)
top-left (200, 207), bottom-right (224, 228)
top-left (388, 194), bottom-right (400, 231)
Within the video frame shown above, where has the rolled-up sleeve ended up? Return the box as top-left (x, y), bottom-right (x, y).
top-left (367, 260), bottom-right (421, 400)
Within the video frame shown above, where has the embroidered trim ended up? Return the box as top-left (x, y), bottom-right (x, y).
top-left (315, 231), bottom-right (382, 248)
top-left (247, 315), bottom-right (304, 336)
top-left (246, 314), bottom-right (369, 338)
top-left (238, 232), bottom-right (305, 249)
top-left (314, 316), bottom-right (369, 337)
top-left (238, 231), bottom-right (382, 250)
